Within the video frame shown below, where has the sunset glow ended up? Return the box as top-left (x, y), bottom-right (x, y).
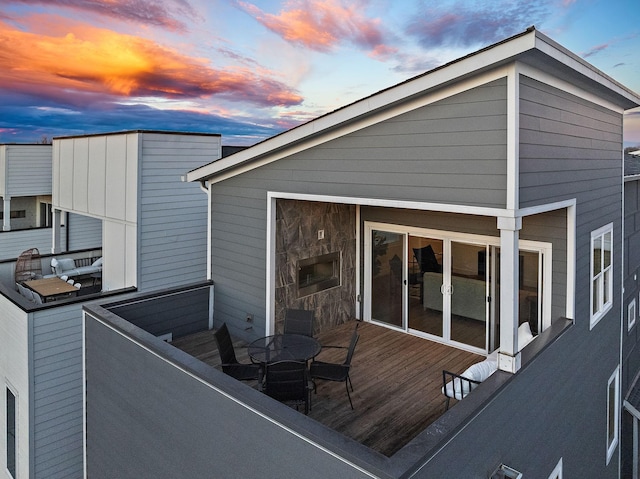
top-left (1, 0), bottom-right (638, 146)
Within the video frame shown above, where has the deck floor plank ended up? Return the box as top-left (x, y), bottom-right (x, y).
top-left (171, 320), bottom-right (483, 457)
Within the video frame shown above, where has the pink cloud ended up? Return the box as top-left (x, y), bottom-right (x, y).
top-left (583, 43), bottom-right (609, 58)
top-left (6, 0), bottom-right (200, 32)
top-left (0, 16), bottom-right (303, 107)
top-left (237, 0), bottom-right (392, 56)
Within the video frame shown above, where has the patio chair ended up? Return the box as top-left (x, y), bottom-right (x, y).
top-left (310, 326), bottom-right (360, 409)
top-left (284, 308), bottom-right (314, 337)
top-left (213, 323), bottom-right (262, 383)
top-left (264, 360), bottom-right (312, 414)
top-left (441, 370), bottom-right (481, 410)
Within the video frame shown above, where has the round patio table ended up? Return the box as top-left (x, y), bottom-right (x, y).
top-left (247, 334), bottom-right (321, 364)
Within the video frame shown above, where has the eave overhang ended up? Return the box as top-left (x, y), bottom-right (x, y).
top-left (186, 27), bottom-right (640, 185)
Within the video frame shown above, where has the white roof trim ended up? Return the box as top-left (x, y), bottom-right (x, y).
top-left (188, 27), bottom-right (640, 184)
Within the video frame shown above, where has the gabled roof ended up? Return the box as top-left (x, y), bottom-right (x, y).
top-left (187, 26), bottom-right (640, 184)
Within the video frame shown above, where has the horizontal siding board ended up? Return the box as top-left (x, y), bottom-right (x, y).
top-left (32, 304), bottom-right (85, 479)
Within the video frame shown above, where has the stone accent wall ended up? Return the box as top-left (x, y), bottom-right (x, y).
top-left (274, 199), bottom-right (356, 334)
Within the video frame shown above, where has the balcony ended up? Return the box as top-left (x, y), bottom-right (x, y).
top-left (172, 319), bottom-right (482, 456)
top-left (82, 282), bottom-right (572, 477)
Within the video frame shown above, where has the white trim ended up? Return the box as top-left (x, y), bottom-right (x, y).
top-left (188, 28), bottom-right (639, 185)
top-left (355, 205), bottom-right (361, 320)
top-left (195, 68), bottom-right (511, 185)
top-left (590, 222), bottom-right (614, 329)
top-left (566, 204), bottom-right (576, 319)
top-left (506, 63), bottom-right (520, 211)
top-left (548, 457), bottom-right (563, 479)
top-left (629, 298), bottom-right (636, 332)
top-left (5, 381), bottom-right (18, 479)
top-left (607, 365), bottom-right (620, 465)
top-left (265, 195), bottom-right (277, 335)
top-left (86, 313), bottom-right (380, 478)
top-left (269, 191), bottom-right (511, 217)
top-left (518, 63), bottom-right (624, 113)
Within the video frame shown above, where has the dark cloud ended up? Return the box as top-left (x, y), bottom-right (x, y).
top-left (6, 0), bottom-right (200, 32)
top-left (406, 1), bottom-right (549, 49)
top-left (0, 95), bottom-right (284, 144)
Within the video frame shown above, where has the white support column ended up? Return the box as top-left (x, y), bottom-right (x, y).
top-left (52, 209), bottom-right (62, 254)
top-left (498, 216), bottom-right (522, 373)
top-left (3, 195), bottom-right (10, 231)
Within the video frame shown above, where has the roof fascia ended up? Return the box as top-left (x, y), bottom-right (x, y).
top-left (533, 30), bottom-right (640, 107)
top-left (186, 30), bottom-right (537, 183)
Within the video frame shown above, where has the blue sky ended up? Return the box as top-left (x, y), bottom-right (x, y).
top-left (1, 0), bottom-right (639, 147)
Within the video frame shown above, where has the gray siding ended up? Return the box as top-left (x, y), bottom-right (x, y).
top-left (67, 213), bottom-right (102, 251)
top-left (0, 228), bottom-right (65, 261)
top-left (84, 312), bottom-right (384, 479)
top-left (3, 145), bottom-right (52, 196)
top-left (210, 79), bottom-right (508, 339)
top-left (519, 73), bottom-right (623, 341)
top-left (137, 133), bottom-right (212, 292)
top-left (622, 177), bottom-right (640, 477)
top-left (31, 303), bottom-right (85, 479)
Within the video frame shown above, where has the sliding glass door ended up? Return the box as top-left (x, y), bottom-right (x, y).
top-left (365, 222), bottom-right (548, 354)
top-left (370, 229), bottom-right (404, 328)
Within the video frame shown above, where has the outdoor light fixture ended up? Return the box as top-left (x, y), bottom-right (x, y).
top-left (489, 464), bottom-right (523, 479)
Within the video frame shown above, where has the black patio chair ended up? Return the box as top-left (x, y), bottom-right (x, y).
top-left (283, 308), bottom-right (314, 337)
top-left (263, 360), bottom-right (312, 414)
top-left (214, 323), bottom-right (262, 383)
top-left (310, 326), bottom-right (360, 409)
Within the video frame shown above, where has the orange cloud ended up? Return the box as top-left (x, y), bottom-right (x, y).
top-left (238, 0), bottom-right (391, 55)
top-left (0, 16), bottom-right (303, 107)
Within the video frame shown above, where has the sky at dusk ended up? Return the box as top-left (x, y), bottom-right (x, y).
top-left (1, 0), bottom-right (639, 147)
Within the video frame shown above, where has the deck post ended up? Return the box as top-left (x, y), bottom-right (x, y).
top-left (497, 216), bottom-right (522, 373)
top-left (3, 196), bottom-right (10, 231)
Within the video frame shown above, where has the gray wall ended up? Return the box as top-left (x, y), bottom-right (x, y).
top-left (137, 133), bottom-right (210, 292)
top-left (622, 177), bottom-right (640, 477)
top-left (31, 302), bottom-right (92, 478)
top-left (67, 213), bottom-right (102, 251)
top-left (210, 79), bottom-right (508, 340)
top-left (106, 284), bottom-right (211, 339)
top-left (83, 310), bottom-right (387, 479)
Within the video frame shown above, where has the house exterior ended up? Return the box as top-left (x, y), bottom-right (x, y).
top-left (0, 143), bottom-right (102, 260)
top-left (80, 28), bottom-right (640, 477)
top-left (622, 151), bottom-right (640, 477)
top-left (0, 131), bottom-right (219, 478)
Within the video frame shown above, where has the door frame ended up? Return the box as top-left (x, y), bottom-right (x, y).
top-left (363, 221), bottom-right (552, 353)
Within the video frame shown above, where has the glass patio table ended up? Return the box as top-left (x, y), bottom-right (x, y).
top-left (247, 334), bottom-right (321, 364)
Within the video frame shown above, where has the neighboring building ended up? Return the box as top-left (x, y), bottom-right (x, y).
top-left (81, 28), bottom-right (640, 477)
top-left (0, 131), bottom-right (220, 478)
top-left (0, 144), bottom-right (52, 232)
top-left (0, 143), bottom-right (102, 260)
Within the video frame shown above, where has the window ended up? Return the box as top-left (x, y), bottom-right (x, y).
top-left (630, 299), bottom-right (637, 332)
top-left (607, 367), bottom-right (620, 464)
top-left (0, 210), bottom-right (26, 220)
top-left (591, 223), bottom-right (613, 329)
top-left (6, 387), bottom-right (16, 478)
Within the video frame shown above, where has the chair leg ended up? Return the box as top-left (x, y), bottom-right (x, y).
top-left (345, 380), bottom-right (354, 410)
top-left (347, 374), bottom-right (354, 392)
top-left (445, 397), bottom-right (450, 411)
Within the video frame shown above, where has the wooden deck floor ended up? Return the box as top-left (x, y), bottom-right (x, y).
top-left (171, 320), bottom-right (483, 457)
